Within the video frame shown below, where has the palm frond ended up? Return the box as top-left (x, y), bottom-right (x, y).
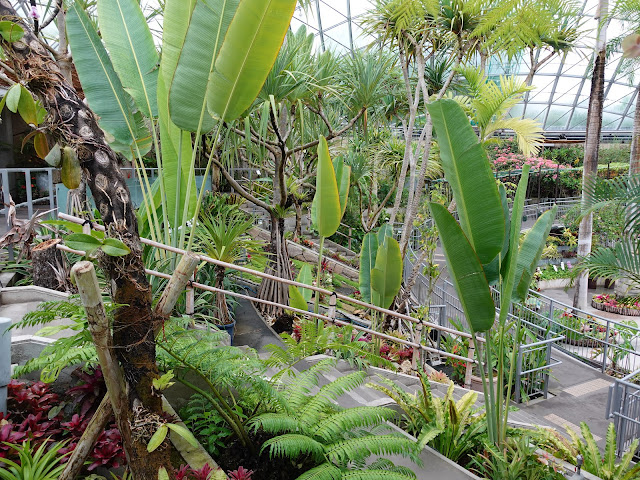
top-left (485, 118), bottom-right (543, 157)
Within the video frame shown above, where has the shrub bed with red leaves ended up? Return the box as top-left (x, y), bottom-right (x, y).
top-left (1, 366), bottom-right (125, 472)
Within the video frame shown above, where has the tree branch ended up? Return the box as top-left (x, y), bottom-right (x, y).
top-left (212, 157), bottom-right (272, 213)
top-left (290, 107), bottom-right (365, 155)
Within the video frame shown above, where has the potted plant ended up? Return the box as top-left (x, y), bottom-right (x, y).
top-left (196, 206), bottom-right (263, 340)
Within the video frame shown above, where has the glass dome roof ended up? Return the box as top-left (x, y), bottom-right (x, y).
top-left (292, 0), bottom-right (637, 135)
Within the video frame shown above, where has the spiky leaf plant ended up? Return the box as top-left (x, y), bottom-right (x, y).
top-left (249, 358), bottom-right (420, 479)
top-left (264, 320), bottom-right (392, 380)
top-left (0, 440), bottom-right (71, 480)
top-left (369, 367), bottom-right (486, 462)
top-left (535, 422), bottom-right (640, 480)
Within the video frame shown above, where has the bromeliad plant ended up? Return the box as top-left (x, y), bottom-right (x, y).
top-left (427, 99), bottom-right (556, 446)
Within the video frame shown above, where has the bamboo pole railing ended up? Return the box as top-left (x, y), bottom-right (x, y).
top-left (57, 213), bottom-right (479, 378)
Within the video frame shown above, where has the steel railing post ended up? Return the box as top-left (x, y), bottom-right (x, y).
top-left (603, 320), bottom-right (611, 373)
top-left (25, 170), bottom-right (33, 219)
top-left (515, 345), bottom-right (523, 404)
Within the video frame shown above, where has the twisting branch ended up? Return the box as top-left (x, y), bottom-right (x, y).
top-left (211, 157), bottom-right (272, 212)
top-left (290, 107), bottom-right (365, 155)
top-left (223, 122), bottom-right (279, 154)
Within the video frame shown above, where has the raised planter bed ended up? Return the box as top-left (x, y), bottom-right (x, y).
top-left (538, 278), bottom-right (571, 290)
top-left (591, 299), bottom-right (640, 316)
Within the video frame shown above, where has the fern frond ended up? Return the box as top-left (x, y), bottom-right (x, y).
top-left (417, 424), bottom-right (443, 450)
top-left (248, 413), bottom-right (302, 435)
top-left (261, 433), bottom-right (325, 462)
top-left (284, 359), bottom-right (337, 411)
top-left (342, 471), bottom-right (417, 480)
top-left (326, 434), bottom-right (419, 466)
top-left (579, 422), bottom-right (603, 475)
top-left (619, 439), bottom-right (640, 480)
top-left (312, 407), bottom-right (397, 443)
top-left (295, 463), bottom-right (342, 480)
top-left (367, 458), bottom-right (417, 478)
top-left (604, 422), bottom-right (617, 471)
top-left (299, 371), bottom-right (367, 425)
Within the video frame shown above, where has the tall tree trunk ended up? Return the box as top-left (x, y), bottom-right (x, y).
top-left (257, 213), bottom-right (293, 317)
top-left (630, 85), bottom-right (640, 176)
top-left (574, 0), bottom-right (608, 309)
top-left (0, 4), bottom-right (174, 477)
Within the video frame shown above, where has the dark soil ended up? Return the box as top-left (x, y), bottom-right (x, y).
top-left (271, 313), bottom-right (295, 334)
top-left (216, 432), bottom-right (315, 480)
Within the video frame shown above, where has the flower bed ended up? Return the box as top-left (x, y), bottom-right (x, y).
top-left (592, 294), bottom-right (640, 316)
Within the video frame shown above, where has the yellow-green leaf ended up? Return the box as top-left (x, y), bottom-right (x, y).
top-left (206, 0), bottom-right (297, 121)
top-left (147, 424), bottom-right (168, 452)
top-left (61, 147), bottom-right (82, 190)
top-left (314, 136), bottom-right (341, 238)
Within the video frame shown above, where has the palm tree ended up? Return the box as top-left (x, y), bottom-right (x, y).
top-left (196, 208), bottom-right (262, 325)
top-left (573, 0), bottom-right (609, 309)
top-left (573, 175), bottom-right (640, 298)
top-left (453, 66), bottom-right (544, 156)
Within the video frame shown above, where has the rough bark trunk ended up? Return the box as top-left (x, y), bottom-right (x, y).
top-left (32, 238), bottom-right (67, 291)
top-left (0, 4), bottom-right (174, 477)
top-left (574, 0), bottom-right (608, 309)
top-left (630, 85), bottom-right (640, 176)
top-left (215, 264), bottom-right (231, 325)
top-left (257, 213), bottom-right (292, 317)
top-left (295, 202), bottom-right (302, 238)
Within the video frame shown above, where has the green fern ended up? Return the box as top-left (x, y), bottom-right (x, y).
top-left (249, 363), bottom-right (420, 479)
top-left (9, 297), bottom-right (117, 382)
top-left (264, 321), bottom-right (392, 379)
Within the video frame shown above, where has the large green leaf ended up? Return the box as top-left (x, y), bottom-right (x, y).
top-left (333, 156), bottom-right (351, 217)
top-left (161, 0), bottom-right (197, 88)
top-left (297, 264), bottom-right (313, 302)
top-left (371, 237), bottom-right (402, 310)
top-left (427, 99), bottom-right (504, 265)
top-left (157, 71), bottom-right (197, 227)
top-left (377, 224), bottom-right (393, 244)
top-left (359, 232), bottom-right (378, 304)
top-left (97, 0), bottom-right (159, 117)
top-left (206, 0), bottom-right (297, 121)
top-left (288, 285), bottom-right (309, 311)
top-left (314, 136), bottom-right (342, 238)
top-left (169, 0), bottom-right (241, 132)
top-left (500, 165), bottom-right (530, 305)
top-left (430, 202), bottom-right (495, 333)
top-left (66, 3), bottom-right (141, 145)
top-left (513, 207), bottom-right (557, 302)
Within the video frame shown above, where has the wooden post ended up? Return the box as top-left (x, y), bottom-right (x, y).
top-left (465, 338), bottom-right (476, 390)
top-left (186, 273), bottom-right (195, 316)
top-left (327, 292), bottom-right (337, 324)
top-left (32, 239), bottom-right (67, 291)
top-left (412, 322), bottom-right (423, 374)
top-left (61, 256), bottom-right (199, 480)
top-left (71, 261), bottom-right (133, 465)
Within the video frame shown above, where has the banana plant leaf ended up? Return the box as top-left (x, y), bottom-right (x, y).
top-left (377, 223), bottom-right (393, 244)
top-left (97, 0), bottom-right (159, 117)
top-left (169, 0), bottom-right (240, 132)
top-left (157, 72), bottom-right (197, 228)
top-left (288, 284), bottom-right (308, 312)
top-left (430, 202), bottom-right (495, 333)
top-left (161, 0), bottom-right (197, 88)
top-left (66, 2), bottom-right (148, 148)
top-left (333, 156), bottom-right (351, 217)
top-left (427, 99), bottom-right (504, 265)
top-left (313, 136), bottom-right (341, 238)
top-left (359, 232), bottom-right (378, 304)
top-left (297, 264), bottom-right (313, 302)
top-left (499, 165), bottom-right (531, 307)
top-left (513, 207), bottom-right (557, 302)
top-left (484, 183), bottom-right (510, 286)
top-left (207, 0), bottom-right (297, 121)
top-left (371, 236), bottom-right (402, 310)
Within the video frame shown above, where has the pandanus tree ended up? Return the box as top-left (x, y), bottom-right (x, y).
top-left (428, 99), bottom-right (556, 446)
top-left (0, 0), bottom-right (298, 476)
top-left (209, 28), bottom-right (389, 317)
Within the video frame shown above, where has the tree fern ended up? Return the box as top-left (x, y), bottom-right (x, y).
top-left (312, 407), bottom-right (396, 443)
top-left (298, 372), bottom-right (367, 425)
top-left (9, 297), bottom-right (114, 382)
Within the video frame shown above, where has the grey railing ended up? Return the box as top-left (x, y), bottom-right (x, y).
top-left (0, 168), bottom-right (56, 220)
top-left (515, 335), bottom-right (564, 403)
top-left (607, 369), bottom-right (640, 458)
